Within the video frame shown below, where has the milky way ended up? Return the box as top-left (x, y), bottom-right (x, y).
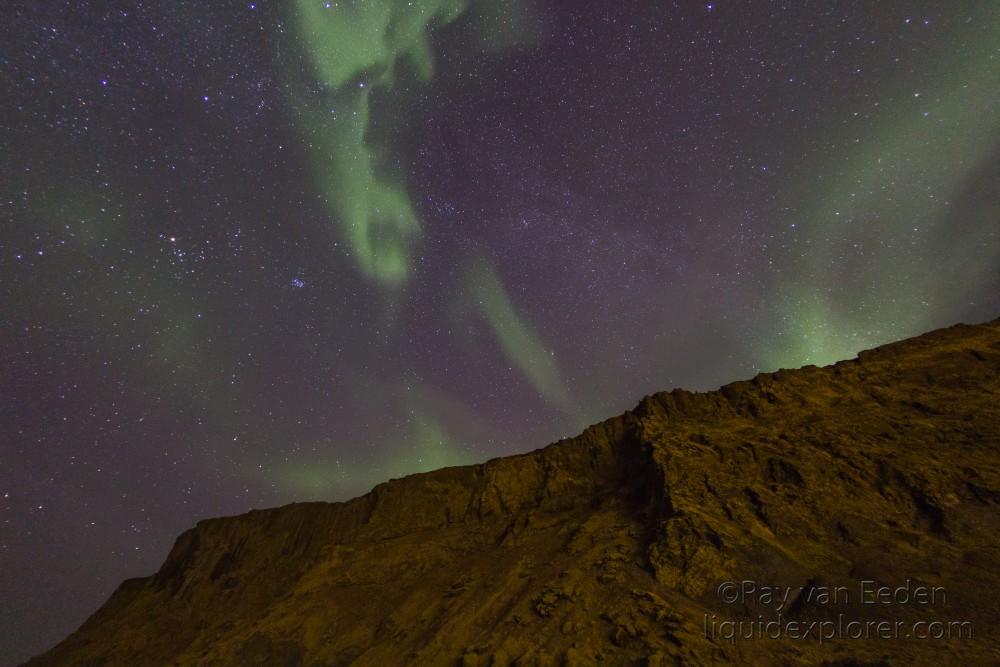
top-left (2, 1), bottom-right (999, 663)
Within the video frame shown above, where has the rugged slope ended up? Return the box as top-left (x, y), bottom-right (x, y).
top-left (26, 319), bottom-right (1000, 666)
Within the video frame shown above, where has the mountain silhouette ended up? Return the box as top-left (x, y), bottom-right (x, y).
top-left (26, 319), bottom-right (1000, 666)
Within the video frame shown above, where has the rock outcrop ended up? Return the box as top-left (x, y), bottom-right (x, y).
top-left (26, 319), bottom-right (1000, 666)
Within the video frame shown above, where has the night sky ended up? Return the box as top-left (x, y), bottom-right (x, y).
top-left (3, 1), bottom-right (999, 663)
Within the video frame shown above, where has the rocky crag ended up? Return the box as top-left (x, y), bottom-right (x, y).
top-left (26, 319), bottom-right (1000, 666)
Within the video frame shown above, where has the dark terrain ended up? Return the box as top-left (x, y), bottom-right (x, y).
top-left (27, 319), bottom-right (1000, 666)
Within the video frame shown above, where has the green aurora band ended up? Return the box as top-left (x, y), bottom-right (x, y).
top-left (467, 258), bottom-right (574, 413)
top-left (291, 0), bottom-right (536, 286)
top-left (292, 0), bottom-right (466, 286)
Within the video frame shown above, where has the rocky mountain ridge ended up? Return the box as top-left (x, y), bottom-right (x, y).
top-left (26, 318), bottom-right (1000, 666)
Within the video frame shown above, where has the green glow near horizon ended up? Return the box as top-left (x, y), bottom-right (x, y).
top-left (272, 390), bottom-right (473, 499)
top-left (765, 5), bottom-right (1000, 371)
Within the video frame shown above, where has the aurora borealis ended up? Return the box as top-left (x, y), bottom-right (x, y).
top-left (2, 0), bottom-right (999, 663)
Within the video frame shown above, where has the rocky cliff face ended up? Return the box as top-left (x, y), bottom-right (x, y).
top-left (26, 319), bottom-right (1000, 666)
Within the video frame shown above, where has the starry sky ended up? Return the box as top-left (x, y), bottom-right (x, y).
top-left (2, 1), bottom-right (999, 662)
